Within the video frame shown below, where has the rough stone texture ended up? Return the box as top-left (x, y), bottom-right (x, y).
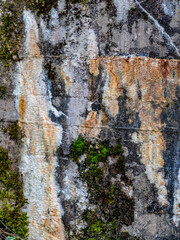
top-left (1, 0), bottom-right (180, 239)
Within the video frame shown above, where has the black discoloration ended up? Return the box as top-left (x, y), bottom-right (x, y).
top-left (44, 62), bottom-right (57, 81)
top-left (91, 100), bottom-right (101, 111)
top-left (161, 86), bottom-right (180, 222)
top-left (62, 136), bottom-right (135, 239)
top-left (155, 236), bottom-right (180, 240)
top-left (112, 88), bottom-right (162, 215)
top-left (126, 0), bottom-right (179, 59)
top-left (139, 0), bottom-right (177, 36)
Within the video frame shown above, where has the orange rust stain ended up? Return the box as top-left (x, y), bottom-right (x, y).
top-left (145, 142), bottom-right (150, 166)
top-left (97, 57), bottom-right (180, 117)
top-left (66, 76), bottom-right (71, 85)
top-left (102, 111), bottom-right (109, 125)
top-left (155, 172), bottom-right (166, 186)
top-left (160, 59), bottom-right (170, 85)
top-left (60, 65), bottom-right (72, 93)
top-left (177, 61), bottom-right (180, 80)
top-left (89, 59), bottom-right (99, 76)
top-left (32, 219), bottom-right (35, 227)
top-left (19, 13), bottom-right (65, 240)
top-left (32, 79), bottom-right (37, 95)
top-left (28, 29), bottom-right (41, 58)
top-left (81, 111), bottom-right (102, 138)
top-left (82, 111), bottom-right (98, 129)
top-left (19, 95), bottom-right (26, 121)
top-left (87, 56), bottom-right (180, 206)
top-left (109, 61), bottom-right (119, 95)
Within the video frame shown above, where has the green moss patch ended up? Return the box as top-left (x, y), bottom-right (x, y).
top-left (0, 86), bottom-right (6, 99)
top-left (3, 121), bottom-right (23, 143)
top-left (0, 0), bottom-right (24, 64)
top-left (67, 136), bottom-right (135, 239)
top-left (71, 0), bottom-right (89, 4)
top-left (26, 0), bottom-right (58, 15)
top-left (0, 147), bottom-right (29, 239)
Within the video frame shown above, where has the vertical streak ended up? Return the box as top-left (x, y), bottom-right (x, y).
top-left (16, 10), bottom-right (65, 240)
top-left (173, 141), bottom-right (180, 226)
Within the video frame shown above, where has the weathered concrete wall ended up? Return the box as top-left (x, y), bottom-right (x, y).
top-left (1, 0), bottom-right (180, 239)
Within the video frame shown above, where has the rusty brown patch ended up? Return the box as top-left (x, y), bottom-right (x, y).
top-left (160, 59), bottom-right (170, 85)
top-left (89, 59), bottom-right (99, 76)
top-left (18, 13), bottom-right (66, 240)
top-left (60, 65), bottom-right (72, 94)
top-left (19, 95), bottom-right (26, 120)
top-left (86, 56), bottom-right (180, 206)
top-left (81, 111), bottom-right (103, 138)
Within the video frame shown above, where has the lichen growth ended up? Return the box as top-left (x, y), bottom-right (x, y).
top-left (71, 0), bottom-right (89, 4)
top-left (3, 121), bottom-right (23, 143)
top-left (0, 147), bottom-right (29, 239)
top-left (0, 0), bottom-right (24, 64)
top-left (0, 86), bottom-right (6, 99)
top-left (0, 0), bottom-right (89, 67)
top-left (67, 136), bottom-right (135, 239)
top-left (26, 0), bottom-right (58, 15)
top-left (0, 0), bottom-right (58, 67)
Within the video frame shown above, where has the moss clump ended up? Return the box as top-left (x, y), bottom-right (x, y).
top-left (67, 136), bottom-right (135, 239)
top-left (3, 121), bottom-right (23, 143)
top-left (71, 0), bottom-right (89, 4)
top-left (26, 0), bottom-right (58, 15)
top-left (0, 86), bottom-right (6, 99)
top-left (0, 147), bottom-right (29, 239)
top-left (0, 14), bottom-right (16, 60)
top-left (70, 136), bottom-right (88, 158)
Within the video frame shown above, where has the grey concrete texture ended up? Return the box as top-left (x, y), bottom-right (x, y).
top-left (0, 0), bottom-right (180, 240)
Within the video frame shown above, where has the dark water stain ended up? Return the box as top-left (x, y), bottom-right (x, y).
top-left (161, 86), bottom-right (180, 224)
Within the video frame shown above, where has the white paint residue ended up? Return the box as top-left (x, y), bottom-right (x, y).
top-left (62, 161), bottom-right (89, 211)
top-left (102, 71), bottom-right (115, 116)
top-left (101, 63), bottom-right (120, 117)
top-left (87, 29), bottom-right (99, 59)
top-left (132, 132), bottom-right (168, 206)
top-left (162, 0), bottom-right (176, 16)
top-left (173, 186), bottom-right (180, 226)
top-left (15, 10), bottom-right (65, 240)
top-left (135, 0), bottom-right (180, 57)
top-left (113, 0), bottom-right (134, 22)
top-left (58, 0), bottom-right (66, 12)
top-left (40, 7), bottom-right (66, 45)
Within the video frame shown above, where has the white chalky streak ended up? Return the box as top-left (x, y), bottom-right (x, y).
top-left (15, 10), bottom-right (65, 240)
